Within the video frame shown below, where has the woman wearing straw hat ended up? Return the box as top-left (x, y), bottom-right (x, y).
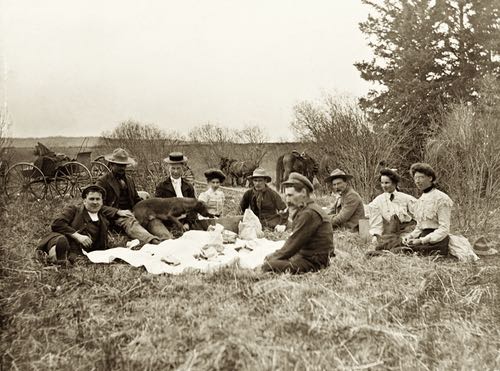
top-left (239, 168), bottom-right (288, 230)
top-left (325, 169), bottom-right (365, 231)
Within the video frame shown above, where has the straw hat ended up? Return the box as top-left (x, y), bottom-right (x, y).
top-left (473, 236), bottom-right (498, 256)
top-left (163, 152), bottom-right (188, 164)
top-left (248, 168), bottom-right (271, 182)
top-left (282, 172), bottom-right (314, 192)
top-left (324, 169), bottom-right (353, 183)
top-left (104, 148), bottom-right (136, 165)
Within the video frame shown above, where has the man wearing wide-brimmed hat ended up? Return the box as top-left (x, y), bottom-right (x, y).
top-left (97, 148), bottom-right (162, 244)
top-left (239, 168), bottom-right (288, 230)
top-left (325, 169), bottom-right (365, 231)
top-left (263, 173), bottom-right (334, 273)
top-left (36, 185), bottom-right (131, 264)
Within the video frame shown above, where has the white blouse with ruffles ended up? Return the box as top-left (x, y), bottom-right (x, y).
top-left (408, 188), bottom-right (453, 244)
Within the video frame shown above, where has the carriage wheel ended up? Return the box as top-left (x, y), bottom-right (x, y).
top-left (54, 162), bottom-right (92, 198)
top-left (90, 161), bottom-right (110, 180)
top-left (4, 162), bottom-right (47, 200)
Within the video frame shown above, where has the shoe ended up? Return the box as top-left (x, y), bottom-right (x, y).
top-left (149, 238), bottom-right (161, 245)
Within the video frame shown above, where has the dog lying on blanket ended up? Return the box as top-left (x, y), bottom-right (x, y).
top-left (133, 197), bottom-right (214, 232)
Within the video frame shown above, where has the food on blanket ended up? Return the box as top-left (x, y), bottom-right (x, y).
top-left (222, 230), bottom-right (238, 244)
top-left (238, 209), bottom-right (264, 240)
top-left (195, 245), bottom-right (221, 260)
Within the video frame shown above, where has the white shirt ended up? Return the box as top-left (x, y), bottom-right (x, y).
top-left (87, 212), bottom-right (99, 222)
top-left (368, 190), bottom-right (416, 236)
top-left (171, 177), bottom-right (183, 198)
top-left (408, 188), bottom-right (453, 244)
top-left (198, 188), bottom-right (225, 216)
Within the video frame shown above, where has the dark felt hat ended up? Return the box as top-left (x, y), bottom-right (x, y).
top-left (104, 148), bottom-right (136, 165)
top-left (473, 236), bottom-right (498, 256)
top-left (204, 168), bottom-right (226, 182)
top-left (324, 169), bottom-right (353, 183)
top-left (81, 184), bottom-right (107, 199)
top-left (282, 172), bottom-right (314, 192)
top-left (164, 152), bottom-right (188, 164)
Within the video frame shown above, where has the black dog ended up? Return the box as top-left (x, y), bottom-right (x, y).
top-left (133, 197), bottom-right (214, 232)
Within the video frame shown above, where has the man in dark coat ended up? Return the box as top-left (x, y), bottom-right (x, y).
top-left (263, 173), bottom-right (333, 273)
top-left (154, 152), bottom-right (198, 233)
top-left (96, 148), bottom-right (162, 243)
top-left (325, 169), bottom-right (366, 231)
top-left (239, 168), bottom-right (288, 230)
top-left (37, 185), bottom-right (128, 263)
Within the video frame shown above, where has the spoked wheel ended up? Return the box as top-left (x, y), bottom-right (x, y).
top-left (90, 161), bottom-right (110, 180)
top-left (4, 162), bottom-right (47, 201)
top-left (54, 162), bottom-right (92, 197)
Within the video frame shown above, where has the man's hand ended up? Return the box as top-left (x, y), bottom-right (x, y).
top-left (274, 224), bottom-right (286, 233)
top-left (183, 223), bottom-right (190, 231)
top-left (407, 238), bottom-right (422, 246)
top-left (72, 232), bottom-right (92, 249)
top-left (117, 210), bottom-right (134, 218)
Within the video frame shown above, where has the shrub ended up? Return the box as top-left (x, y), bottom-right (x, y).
top-left (425, 75), bottom-right (500, 234)
top-left (291, 95), bottom-right (414, 200)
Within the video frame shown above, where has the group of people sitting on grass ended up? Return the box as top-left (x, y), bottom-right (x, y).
top-left (37, 147), bottom-right (456, 274)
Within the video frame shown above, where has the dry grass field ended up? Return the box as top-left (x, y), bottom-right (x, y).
top-left (1, 178), bottom-right (499, 370)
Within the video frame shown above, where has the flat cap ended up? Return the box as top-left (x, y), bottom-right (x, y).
top-left (282, 172), bottom-right (314, 192)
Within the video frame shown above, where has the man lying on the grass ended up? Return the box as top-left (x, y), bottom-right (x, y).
top-left (263, 173), bottom-right (334, 274)
top-left (37, 185), bottom-right (131, 264)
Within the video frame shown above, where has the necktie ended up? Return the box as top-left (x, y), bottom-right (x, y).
top-left (389, 193), bottom-right (395, 201)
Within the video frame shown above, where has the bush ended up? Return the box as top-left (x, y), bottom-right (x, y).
top-left (188, 124), bottom-right (268, 169)
top-left (425, 75), bottom-right (500, 234)
top-left (291, 96), bottom-right (414, 200)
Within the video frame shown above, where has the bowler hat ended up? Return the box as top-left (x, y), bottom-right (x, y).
top-left (282, 172), bottom-right (314, 192)
top-left (473, 236), bottom-right (498, 256)
top-left (104, 148), bottom-right (136, 165)
top-left (164, 152), bottom-right (187, 164)
top-left (324, 169), bottom-right (353, 183)
top-left (81, 184), bottom-right (107, 199)
top-left (204, 169), bottom-right (226, 182)
top-left (248, 168), bottom-right (271, 182)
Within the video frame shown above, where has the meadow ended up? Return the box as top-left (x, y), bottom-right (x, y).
top-left (1, 170), bottom-right (499, 370)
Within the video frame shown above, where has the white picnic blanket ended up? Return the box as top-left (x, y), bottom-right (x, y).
top-left (83, 230), bottom-right (285, 275)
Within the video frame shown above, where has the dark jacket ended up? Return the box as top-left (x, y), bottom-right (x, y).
top-left (37, 205), bottom-right (119, 254)
top-left (329, 186), bottom-right (365, 231)
top-left (155, 177), bottom-right (196, 199)
top-left (240, 186), bottom-right (288, 229)
top-left (271, 201), bottom-right (333, 260)
top-left (96, 172), bottom-right (142, 209)
top-left (155, 177), bottom-right (197, 226)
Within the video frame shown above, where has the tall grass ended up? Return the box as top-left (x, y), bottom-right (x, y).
top-left (1, 197), bottom-right (499, 370)
top-left (425, 76), bottom-right (500, 234)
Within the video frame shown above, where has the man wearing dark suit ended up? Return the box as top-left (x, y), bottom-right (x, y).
top-left (37, 185), bottom-right (127, 263)
top-left (325, 169), bottom-right (366, 231)
top-left (96, 148), bottom-right (163, 243)
top-left (155, 152), bottom-right (198, 231)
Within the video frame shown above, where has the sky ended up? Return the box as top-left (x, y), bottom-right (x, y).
top-left (1, 0), bottom-right (373, 140)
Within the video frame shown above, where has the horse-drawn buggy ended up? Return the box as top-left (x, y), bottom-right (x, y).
top-left (2, 142), bottom-right (110, 201)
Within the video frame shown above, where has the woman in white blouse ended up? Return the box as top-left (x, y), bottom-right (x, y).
top-left (368, 168), bottom-right (416, 245)
top-left (198, 169), bottom-right (226, 217)
top-left (403, 163), bottom-right (453, 255)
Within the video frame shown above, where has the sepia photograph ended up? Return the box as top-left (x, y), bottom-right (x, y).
top-left (1, 1), bottom-right (499, 370)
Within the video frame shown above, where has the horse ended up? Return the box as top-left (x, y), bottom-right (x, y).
top-left (219, 157), bottom-right (258, 187)
top-left (275, 150), bottom-right (318, 192)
